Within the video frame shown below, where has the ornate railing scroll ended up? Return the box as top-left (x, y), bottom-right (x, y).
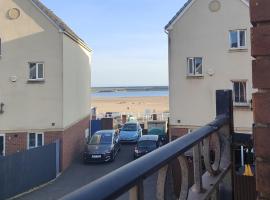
top-left (61, 90), bottom-right (233, 200)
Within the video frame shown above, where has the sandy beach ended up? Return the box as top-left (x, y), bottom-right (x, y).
top-left (92, 96), bottom-right (169, 117)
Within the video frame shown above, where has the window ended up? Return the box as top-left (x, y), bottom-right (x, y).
top-left (28, 133), bottom-right (44, 149)
top-left (29, 63), bottom-right (44, 80)
top-left (229, 30), bottom-right (247, 49)
top-left (232, 81), bottom-right (247, 105)
top-left (187, 57), bottom-right (203, 76)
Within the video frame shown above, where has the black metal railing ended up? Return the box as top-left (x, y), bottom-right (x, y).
top-left (61, 90), bottom-right (234, 200)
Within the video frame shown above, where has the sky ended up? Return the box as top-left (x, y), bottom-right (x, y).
top-left (41, 0), bottom-right (186, 87)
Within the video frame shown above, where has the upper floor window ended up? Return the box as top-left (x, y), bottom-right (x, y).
top-left (29, 62), bottom-right (44, 81)
top-left (187, 57), bottom-right (203, 76)
top-left (28, 132), bottom-right (44, 149)
top-left (232, 81), bottom-right (247, 105)
top-left (229, 30), bottom-right (247, 49)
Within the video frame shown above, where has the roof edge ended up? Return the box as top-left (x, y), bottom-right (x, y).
top-left (165, 0), bottom-right (250, 31)
top-left (165, 0), bottom-right (194, 31)
top-left (62, 31), bottom-right (92, 52)
top-left (30, 0), bottom-right (92, 52)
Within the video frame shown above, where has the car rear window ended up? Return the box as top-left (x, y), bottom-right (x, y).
top-left (89, 133), bottom-right (112, 145)
top-left (122, 124), bottom-right (137, 131)
top-left (138, 140), bottom-right (157, 148)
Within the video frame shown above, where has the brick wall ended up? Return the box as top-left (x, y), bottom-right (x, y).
top-left (5, 132), bottom-right (27, 155)
top-left (62, 116), bottom-right (90, 170)
top-left (44, 131), bottom-right (63, 145)
top-left (4, 115), bottom-right (89, 171)
top-left (169, 126), bottom-right (188, 140)
top-left (250, 0), bottom-right (270, 199)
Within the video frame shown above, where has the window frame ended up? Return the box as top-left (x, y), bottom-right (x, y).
top-left (28, 62), bottom-right (45, 81)
top-left (27, 132), bottom-right (44, 149)
top-left (231, 80), bottom-right (249, 106)
top-left (186, 57), bottom-right (203, 77)
top-left (229, 29), bottom-right (247, 50)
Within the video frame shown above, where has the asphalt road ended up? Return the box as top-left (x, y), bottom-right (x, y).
top-left (15, 144), bottom-right (157, 200)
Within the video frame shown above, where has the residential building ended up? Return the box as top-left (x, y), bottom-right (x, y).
top-left (165, 0), bottom-right (252, 139)
top-left (0, 0), bottom-right (91, 170)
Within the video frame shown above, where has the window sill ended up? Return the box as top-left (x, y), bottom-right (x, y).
top-left (233, 103), bottom-right (250, 109)
top-left (229, 48), bottom-right (248, 53)
top-left (27, 79), bottom-right (45, 83)
top-left (186, 75), bottom-right (204, 79)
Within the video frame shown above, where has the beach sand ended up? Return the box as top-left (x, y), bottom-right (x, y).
top-left (92, 96), bottom-right (169, 117)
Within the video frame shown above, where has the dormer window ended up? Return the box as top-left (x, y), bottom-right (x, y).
top-left (229, 29), bottom-right (247, 49)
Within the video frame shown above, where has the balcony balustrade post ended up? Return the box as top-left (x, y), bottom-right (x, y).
top-left (129, 181), bottom-right (144, 200)
top-left (216, 90), bottom-right (234, 200)
top-left (192, 143), bottom-right (203, 193)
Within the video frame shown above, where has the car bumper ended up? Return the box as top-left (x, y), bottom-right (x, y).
top-left (83, 152), bottom-right (112, 163)
top-left (119, 137), bottom-right (139, 143)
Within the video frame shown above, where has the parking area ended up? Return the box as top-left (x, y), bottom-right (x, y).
top-left (15, 144), bottom-right (157, 200)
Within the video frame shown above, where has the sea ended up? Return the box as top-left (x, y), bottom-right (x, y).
top-left (92, 86), bottom-right (169, 98)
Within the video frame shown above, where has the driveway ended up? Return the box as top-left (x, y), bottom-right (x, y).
top-left (15, 144), bottom-right (157, 200)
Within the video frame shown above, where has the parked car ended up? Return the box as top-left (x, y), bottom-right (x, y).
top-left (147, 120), bottom-right (168, 145)
top-left (119, 121), bottom-right (142, 143)
top-left (148, 128), bottom-right (168, 145)
top-left (83, 130), bottom-right (121, 163)
top-left (134, 135), bottom-right (160, 159)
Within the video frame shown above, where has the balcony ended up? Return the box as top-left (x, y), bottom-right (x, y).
top-left (60, 90), bottom-right (248, 200)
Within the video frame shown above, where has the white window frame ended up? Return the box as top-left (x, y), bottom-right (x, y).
top-left (0, 133), bottom-right (5, 156)
top-left (231, 80), bottom-right (249, 106)
top-left (27, 132), bottom-right (44, 149)
top-left (28, 62), bottom-right (44, 81)
top-left (187, 57), bottom-right (203, 77)
top-left (229, 29), bottom-right (247, 50)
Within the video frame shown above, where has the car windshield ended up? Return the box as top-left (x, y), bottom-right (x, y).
top-left (138, 140), bottom-right (157, 148)
top-left (122, 124), bottom-right (137, 131)
top-left (89, 133), bottom-right (112, 145)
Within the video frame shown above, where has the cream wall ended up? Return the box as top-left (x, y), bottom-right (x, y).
top-left (168, 0), bottom-right (253, 132)
top-left (62, 35), bottom-right (91, 128)
top-left (0, 0), bottom-right (63, 132)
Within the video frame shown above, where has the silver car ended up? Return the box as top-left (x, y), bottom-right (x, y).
top-left (119, 121), bottom-right (142, 143)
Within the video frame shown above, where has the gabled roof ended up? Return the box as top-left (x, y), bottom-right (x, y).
top-left (31, 0), bottom-right (91, 51)
top-left (165, 0), bottom-right (249, 31)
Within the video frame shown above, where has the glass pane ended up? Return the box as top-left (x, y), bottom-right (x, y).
top-left (0, 136), bottom-right (4, 156)
top-left (234, 82), bottom-right (240, 102)
top-left (239, 31), bottom-right (246, 47)
top-left (188, 58), bottom-right (193, 74)
top-left (37, 134), bottom-right (43, 147)
top-left (230, 31), bottom-right (238, 48)
top-left (195, 58), bottom-right (202, 75)
top-left (37, 64), bottom-right (44, 79)
top-left (240, 82), bottom-right (247, 102)
top-left (29, 133), bottom-right (36, 148)
top-left (29, 63), bottom-right (37, 79)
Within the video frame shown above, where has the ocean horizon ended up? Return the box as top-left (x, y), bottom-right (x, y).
top-left (91, 86), bottom-right (169, 98)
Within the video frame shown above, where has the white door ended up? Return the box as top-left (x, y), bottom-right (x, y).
top-left (0, 134), bottom-right (5, 156)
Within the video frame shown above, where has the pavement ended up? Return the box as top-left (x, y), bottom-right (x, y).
top-left (15, 144), bottom-right (157, 200)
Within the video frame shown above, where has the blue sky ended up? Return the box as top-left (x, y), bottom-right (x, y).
top-left (41, 0), bottom-right (185, 87)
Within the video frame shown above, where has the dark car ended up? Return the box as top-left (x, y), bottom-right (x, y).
top-left (134, 135), bottom-right (160, 159)
top-left (83, 130), bottom-right (121, 163)
top-left (148, 128), bottom-right (168, 145)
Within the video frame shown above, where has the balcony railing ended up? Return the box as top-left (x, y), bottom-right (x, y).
top-left (61, 90), bottom-right (234, 200)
